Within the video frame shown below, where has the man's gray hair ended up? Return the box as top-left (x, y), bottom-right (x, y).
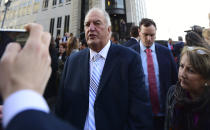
top-left (84, 7), bottom-right (111, 27)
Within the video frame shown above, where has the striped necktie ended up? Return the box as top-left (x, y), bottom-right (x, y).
top-left (85, 54), bottom-right (104, 130)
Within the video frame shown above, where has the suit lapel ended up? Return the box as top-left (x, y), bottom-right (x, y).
top-left (155, 44), bottom-right (164, 89)
top-left (80, 48), bottom-right (90, 98)
top-left (96, 43), bottom-right (118, 99)
top-left (135, 44), bottom-right (141, 53)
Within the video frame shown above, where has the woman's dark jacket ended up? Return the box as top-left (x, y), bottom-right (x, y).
top-left (165, 85), bottom-right (210, 130)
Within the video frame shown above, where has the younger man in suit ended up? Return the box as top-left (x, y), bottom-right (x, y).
top-left (131, 18), bottom-right (178, 130)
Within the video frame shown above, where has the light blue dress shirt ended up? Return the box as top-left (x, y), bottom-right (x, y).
top-left (139, 41), bottom-right (164, 116)
top-left (167, 43), bottom-right (172, 50)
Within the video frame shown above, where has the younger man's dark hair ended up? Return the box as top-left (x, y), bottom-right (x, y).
top-left (139, 18), bottom-right (156, 29)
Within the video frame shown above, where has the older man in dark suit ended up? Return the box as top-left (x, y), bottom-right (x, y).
top-left (131, 18), bottom-right (178, 130)
top-left (55, 8), bottom-right (153, 130)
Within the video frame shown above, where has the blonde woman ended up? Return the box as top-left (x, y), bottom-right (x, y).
top-left (66, 37), bottom-right (79, 56)
top-left (165, 46), bottom-right (210, 130)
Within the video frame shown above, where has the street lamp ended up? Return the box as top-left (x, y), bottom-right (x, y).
top-left (1, 0), bottom-right (12, 28)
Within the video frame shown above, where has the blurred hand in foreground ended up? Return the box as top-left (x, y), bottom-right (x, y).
top-left (0, 23), bottom-right (52, 100)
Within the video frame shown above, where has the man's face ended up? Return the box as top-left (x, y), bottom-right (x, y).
top-left (168, 39), bottom-right (172, 44)
top-left (84, 10), bottom-right (111, 52)
top-left (59, 45), bottom-right (65, 54)
top-left (139, 25), bottom-right (156, 48)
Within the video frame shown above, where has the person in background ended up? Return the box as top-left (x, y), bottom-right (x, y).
top-left (55, 34), bottom-right (61, 48)
top-left (202, 28), bottom-right (210, 45)
top-left (167, 38), bottom-right (174, 51)
top-left (58, 43), bottom-right (67, 62)
top-left (131, 18), bottom-right (178, 130)
top-left (66, 37), bottom-right (79, 56)
top-left (67, 33), bottom-right (74, 43)
top-left (57, 43), bottom-right (67, 80)
top-left (119, 19), bottom-right (127, 41)
top-left (79, 39), bottom-right (88, 50)
top-left (191, 25), bottom-right (204, 38)
top-left (165, 46), bottom-right (210, 130)
top-left (174, 31), bottom-right (209, 69)
top-left (62, 32), bottom-right (70, 43)
top-left (44, 37), bottom-right (58, 110)
top-left (178, 36), bottom-right (183, 42)
top-left (110, 32), bottom-right (119, 44)
top-left (123, 25), bottom-right (140, 47)
top-left (185, 31), bottom-right (208, 48)
top-left (173, 38), bottom-right (184, 66)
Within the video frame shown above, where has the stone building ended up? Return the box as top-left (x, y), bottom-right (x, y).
top-left (0, 0), bottom-right (147, 39)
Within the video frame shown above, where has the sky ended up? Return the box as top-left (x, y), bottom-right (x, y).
top-left (145, 0), bottom-right (210, 41)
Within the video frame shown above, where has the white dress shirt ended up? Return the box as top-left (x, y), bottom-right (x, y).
top-left (130, 37), bottom-right (139, 42)
top-left (84, 40), bottom-right (111, 130)
top-left (3, 90), bottom-right (49, 128)
top-left (89, 40), bottom-right (111, 73)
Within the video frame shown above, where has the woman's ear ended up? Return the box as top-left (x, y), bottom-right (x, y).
top-left (205, 80), bottom-right (210, 86)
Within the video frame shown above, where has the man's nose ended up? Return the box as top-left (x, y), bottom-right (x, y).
top-left (146, 36), bottom-right (151, 41)
top-left (89, 23), bottom-right (95, 31)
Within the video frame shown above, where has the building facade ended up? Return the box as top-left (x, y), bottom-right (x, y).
top-left (209, 13), bottom-right (210, 27)
top-left (0, 0), bottom-right (147, 39)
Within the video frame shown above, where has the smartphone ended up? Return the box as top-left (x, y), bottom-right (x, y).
top-left (0, 29), bottom-right (29, 59)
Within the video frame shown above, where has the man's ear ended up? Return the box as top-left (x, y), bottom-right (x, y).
top-left (138, 28), bottom-right (141, 36)
top-left (108, 26), bottom-right (111, 33)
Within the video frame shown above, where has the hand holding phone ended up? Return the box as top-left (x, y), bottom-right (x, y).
top-left (0, 29), bottom-right (29, 59)
top-left (0, 23), bottom-right (51, 99)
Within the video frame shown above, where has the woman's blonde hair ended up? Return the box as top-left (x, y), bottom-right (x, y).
top-left (66, 37), bottom-right (79, 56)
top-left (202, 28), bottom-right (210, 45)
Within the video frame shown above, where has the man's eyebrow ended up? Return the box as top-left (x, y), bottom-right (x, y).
top-left (85, 20), bottom-right (102, 23)
top-left (142, 33), bottom-right (155, 35)
top-left (94, 20), bottom-right (102, 22)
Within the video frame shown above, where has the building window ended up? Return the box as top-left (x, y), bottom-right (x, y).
top-left (66, 0), bottom-right (71, 2)
top-left (106, 0), bottom-right (124, 9)
top-left (33, 0), bottom-right (40, 13)
top-left (49, 18), bottom-right (55, 36)
top-left (64, 15), bottom-right (70, 35)
top-left (42, 0), bottom-right (49, 8)
top-left (52, 0), bottom-right (57, 6)
top-left (59, 0), bottom-right (64, 4)
top-left (57, 17), bottom-right (62, 28)
top-left (57, 29), bottom-right (61, 36)
top-left (57, 17), bottom-right (62, 36)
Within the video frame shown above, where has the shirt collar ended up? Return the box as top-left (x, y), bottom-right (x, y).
top-left (140, 40), bottom-right (156, 52)
top-left (130, 37), bottom-right (138, 42)
top-left (90, 40), bottom-right (111, 61)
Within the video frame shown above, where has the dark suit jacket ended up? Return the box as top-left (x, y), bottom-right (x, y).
top-left (173, 42), bottom-right (184, 57)
top-left (173, 42), bottom-right (184, 68)
top-left (6, 110), bottom-right (77, 130)
top-left (55, 43), bottom-right (153, 130)
top-left (44, 47), bottom-right (58, 99)
top-left (123, 38), bottom-right (139, 47)
top-left (131, 43), bottom-right (178, 114)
